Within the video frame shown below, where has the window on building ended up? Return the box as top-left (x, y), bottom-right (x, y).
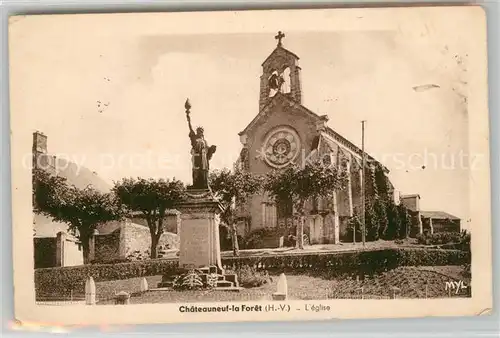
top-left (282, 67), bottom-right (291, 93)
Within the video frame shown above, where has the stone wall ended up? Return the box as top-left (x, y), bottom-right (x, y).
top-left (121, 222), bottom-right (153, 260)
top-left (61, 234), bottom-right (84, 267)
top-left (34, 232), bottom-right (83, 269)
top-left (129, 213), bottom-right (180, 234)
top-left (93, 221), bottom-right (180, 262)
top-left (94, 230), bottom-right (121, 262)
top-left (96, 220), bottom-right (122, 234)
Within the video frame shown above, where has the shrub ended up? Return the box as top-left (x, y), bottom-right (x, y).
top-left (171, 269), bottom-right (222, 291)
top-left (206, 273), bottom-right (219, 289)
top-left (126, 249), bottom-right (151, 261)
top-left (416, 232), bottom-right (463, 245)
top-left (345, 216), bottom-right (363, 242)
top-left (222, 248), bottom-right (470, 279)
top-left (458, 230), bottom-right (471, 253)
top-left (172, 270), bottom-right (204, 290)
top-left (35, 247), bottom-right (469, 298)
top-left (227, 265), bottom-right (271, 288)
top-left (284, 233), bottom-right (310, 247)
top-left (219, 224), bottom-right (232, 251)
top-left (35, 259), bottom-right (180, 298)
top-left (244, 227), bottom-right (282, 249)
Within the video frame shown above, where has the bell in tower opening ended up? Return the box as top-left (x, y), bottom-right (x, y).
top-left (259, 31), bottom-right (302, 110)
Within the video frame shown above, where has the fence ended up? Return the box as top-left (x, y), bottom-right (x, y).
top-left (35, 285), bottom-right (472, 306)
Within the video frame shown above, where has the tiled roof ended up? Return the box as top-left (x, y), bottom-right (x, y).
top-left (261, 46), bottom-right (299, 66)
top-left (420, 211), bottom-right (460, 220)
top-left (318, 132), bottom-right (388, 173)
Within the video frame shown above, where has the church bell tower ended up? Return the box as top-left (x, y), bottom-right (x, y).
top-left (259, 31), bottom-right (303, 111)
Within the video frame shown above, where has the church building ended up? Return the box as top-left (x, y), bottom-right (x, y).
top-left (234, 32), bottom-right (394, 246)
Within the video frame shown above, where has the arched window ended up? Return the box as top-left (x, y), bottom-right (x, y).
top-left (282, 67), bottom-right (291, 93)
top-left (268, 70), bottom-right (280, 97)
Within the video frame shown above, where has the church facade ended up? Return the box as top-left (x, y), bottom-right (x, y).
top-left (234, 33), bottom-right (394, 246)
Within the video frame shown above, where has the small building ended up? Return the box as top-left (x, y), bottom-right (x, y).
top-left (420, 211), bottom-right (461, 234)
top-left (34, 231), bottom-right (83, 269)
top-left (400, 194), bottom-right (461, 235)
top-left (32, 131), bottom-right (180, 267)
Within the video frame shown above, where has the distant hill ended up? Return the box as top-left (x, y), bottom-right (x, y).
top-left (54, 157), bottom-right (112, 193)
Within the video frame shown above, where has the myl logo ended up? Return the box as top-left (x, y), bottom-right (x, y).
top-left (444, 280), bottom-right (468, 295)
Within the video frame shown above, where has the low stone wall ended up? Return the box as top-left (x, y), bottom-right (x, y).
top-left (92, 222), bottom-right (180, 263)
top-left (121, 223), bottom-right (179, 261)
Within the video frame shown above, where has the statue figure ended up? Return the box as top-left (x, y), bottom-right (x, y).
top-left (185, 99), bottom-right (216, 189)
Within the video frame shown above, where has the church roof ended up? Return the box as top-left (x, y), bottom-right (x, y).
top-left (320, 128), bottom-right (388, 173)
top-left (261, 46), bottom-right (299, 66)
top-left (238, 92), bottom-right (319, 136)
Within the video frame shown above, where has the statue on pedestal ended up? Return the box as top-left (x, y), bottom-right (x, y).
top-left (185, 99), bottom-right (216, 190)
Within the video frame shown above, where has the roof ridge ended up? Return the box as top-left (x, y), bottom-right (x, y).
top-left (261, 46), bottom-right (300, 66)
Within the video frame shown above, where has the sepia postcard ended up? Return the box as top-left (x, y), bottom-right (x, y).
top-left (9, 6), bottom-right (492, 326)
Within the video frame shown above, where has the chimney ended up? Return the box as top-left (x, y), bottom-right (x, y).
top-left (400, 194), bottom-right (420, 212)
top-left (33, 131), bottom-right (48, 154)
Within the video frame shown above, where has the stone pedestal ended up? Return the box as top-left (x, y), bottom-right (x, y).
top-left (177, 188), bottom-right (223, 270)
top-left (156, 188), bottom-right (241, 291)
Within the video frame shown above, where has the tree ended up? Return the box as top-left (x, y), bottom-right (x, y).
top-left (113, 177), bottom-right (186, 259)
top-left (264, 159), bottom-right (348, 249)
top-left (385, 200), bottom-right (401, 240)
top-left (32, 167), bottom-right (67, 214)
top-left (373, 164), bottom-right (390, 200)
top-left (365, 202), bottom-right (380, 241)
top-left (346, 214), bottom-right (363, 242)
top-left (397, 204), bottom-right (412, 239)
top-left (373, 198), bottom-right (388, 239)
top-left (33, 168), bottom-right (123, 264)
top-left (209, 168), bottom-right (262, 256)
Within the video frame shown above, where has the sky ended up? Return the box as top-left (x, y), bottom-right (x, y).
top-left (10, 12), bottom-right (479, 227)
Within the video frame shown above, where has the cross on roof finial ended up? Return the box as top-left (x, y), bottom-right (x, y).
top-left (275, 31), bottom-right (285, 47)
